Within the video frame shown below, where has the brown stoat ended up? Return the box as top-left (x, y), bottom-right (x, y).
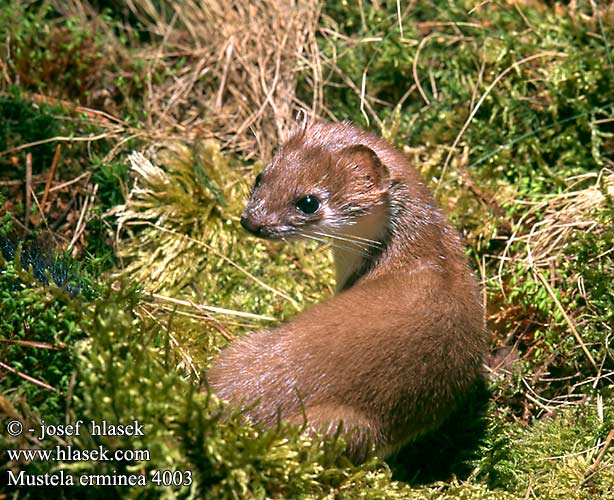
top-left (208, 120), bottom-right (486, 462)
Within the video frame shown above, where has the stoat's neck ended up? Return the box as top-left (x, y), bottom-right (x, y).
top-left (333, 203), bottom-right (389, 292)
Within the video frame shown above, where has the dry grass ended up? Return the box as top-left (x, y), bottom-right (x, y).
top-left (497, 167), bottom-right (614, 279)
top-left (53, 0), bottom-right (323, 161)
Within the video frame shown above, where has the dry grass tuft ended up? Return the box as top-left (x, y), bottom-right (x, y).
top-left (57, 0), bottom-right (323, 160)
top-left (500, 168), bottom-right (614, 276)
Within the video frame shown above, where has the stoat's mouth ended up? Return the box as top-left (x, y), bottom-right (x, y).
top-left (242, 223), bottom-right (300, 241)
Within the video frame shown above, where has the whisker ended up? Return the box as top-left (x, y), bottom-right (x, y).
top-left (335, 230), bottom-right (383, 245)
top-left (298, 232), bottom-right (328, 245)
top-left (327, 242), bottom-right (372, 258)
top-left (310, 230), bottom-right (383, 248)
top-left (322, 226), bottom-right (383, 244)
top-left (299, 231), bottom-right (372, 258)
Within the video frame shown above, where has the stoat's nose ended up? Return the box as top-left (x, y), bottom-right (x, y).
top-left (240, 214), bottom-right (263, 235)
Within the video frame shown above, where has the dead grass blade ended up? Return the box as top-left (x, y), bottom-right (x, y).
top-left (113, 0), bottom-right (322, 160)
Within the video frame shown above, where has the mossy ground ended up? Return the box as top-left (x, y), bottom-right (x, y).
top-left (1, 1), bottom-right (613, 498)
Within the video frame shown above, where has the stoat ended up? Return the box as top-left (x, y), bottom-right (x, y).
top-left (208, 120), bottom-right (486, 462)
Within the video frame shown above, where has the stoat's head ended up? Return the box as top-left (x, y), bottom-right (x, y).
top-left (240, 136), bottom-right (391, 240)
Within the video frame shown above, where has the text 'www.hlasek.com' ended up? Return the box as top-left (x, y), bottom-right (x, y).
top-left (4, 419), bottom-right (193, 487)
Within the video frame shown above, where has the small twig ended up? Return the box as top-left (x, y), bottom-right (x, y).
top-left (514, 2), bottom-right (535, 33)
top-left (428, 68), bottom-right (438, 100)
top-left (360, 70), bottom-right (369, 126)
top-left (0, 360), bottom-right (57, 392)
top-left (0, 56), bottom-right (10, 85)
top-left (543, 443), bottom-right (603, 461)
top-left (64, 370), bottom-right (78, 427)
top-left (148, 292), bottom-right (276, 321)
top-left (533, 269), bottom-right (599, 371)
top-left (523, 390), bottom-right (553, 413)
top-left (358, 0), bottom-right (366, 32)
top-left (523, 478), bottom-right (533, 500)
top-left (68, 183), bottom-right (98, 251)
top-left (412, 33), bottom-right (434, 105)
top-left (329, 64), bottom-right (381, 127)
top-left (584, 427), bottom-right (614, 482)
top-left (25, 153), bottom-right (32, 228)
top-left (215, 38), bottom-right (234, 109)
top-left (75, 106), bottom-right (128, 126)
top-left (41, 144), bottom-right (62, 214)
top-left (29, 185), bottom-right (54, 236)
top-left (396, 0), bottom-right (404, 38)
top-left (416, 21), bottom-right (484, 30)
top-left (49, 171), bottom-right (92, 193)
top-left (0, 339), bottom-right (58, 350)
top-left (0, 132), bottom-right (117, 157)
top-left (522, 376), bottom-right (580, 410)
top-left (147, 304), bottom-right (236, 341)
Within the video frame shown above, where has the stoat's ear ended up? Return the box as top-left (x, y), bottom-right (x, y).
top-left (338, 144), bottom-right (390, 192)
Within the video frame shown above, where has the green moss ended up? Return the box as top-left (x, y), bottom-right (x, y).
top-left (42, 277), bottom-right (408, 498)
top-left (318, 0), bottom-right (613, 211)
top-left (0, 93), bottom-right (64, 173)
top-left (0, 3), bottom-right (102, 99)
top-left (0, 258), bottom-right (86, 419)
top-left (473, 406), bottom-right (614, 498)
top-left (112, 140), bottom-right (333, 367)
top-left (566, 204), bottom-right (614, 336)
top-left (51, 276), bottom-right (611, 498)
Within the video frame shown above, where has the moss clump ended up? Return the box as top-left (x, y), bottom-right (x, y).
top-left (0, 2), bottom-right (148, 119)
top-left (1, 3), bottom-right (104, 99)
top-left (0, 248), bottom-right (88, 478)
top-left (0, 94), bottom-right (64, 174)
top-left (21, 276), bottom-right (411, 499)
top-left (474, 407), bottom-right (614, 499)
top-left (565, 203), bottom-right (614, 358)
top-left (112, 140), bottom-right (333, 369)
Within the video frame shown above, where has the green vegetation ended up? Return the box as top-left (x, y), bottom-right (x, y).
top-left (1, 0), bottom-right (612, 498)
top-left (0, 254), bottom-right (86, 419)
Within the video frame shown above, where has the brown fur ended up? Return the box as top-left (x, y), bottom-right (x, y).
top-left (208, 120), bottom-right (486, 462)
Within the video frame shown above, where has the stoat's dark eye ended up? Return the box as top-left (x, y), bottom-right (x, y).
top-left (254, 173), bottom-right (263, 188)
top-left (296, 195), bottom-right (320, 214)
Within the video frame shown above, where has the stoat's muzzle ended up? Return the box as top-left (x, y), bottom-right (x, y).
top-left (240, 212), bottom-right (265, 236)
top-left (240, 207), bottom-right (292, 240)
